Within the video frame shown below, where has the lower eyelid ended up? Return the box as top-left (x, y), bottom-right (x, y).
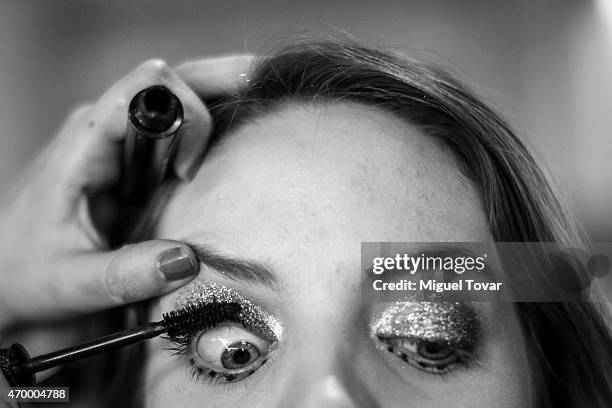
top-left (190, 357), bottom-right (269, 383)
top-left (387, 344), bottom-right (456, 367)
top-left (374, 336), bottom-right (476, 376)
top-left (185, 341), bottom-right (279, 386)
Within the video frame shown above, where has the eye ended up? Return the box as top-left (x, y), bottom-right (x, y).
top-left (191, 323), bottom-right (274, 382)
top-left (379, 336), bottom-right (470, 374)
top-left (220, 341), bottom-right (261, 369)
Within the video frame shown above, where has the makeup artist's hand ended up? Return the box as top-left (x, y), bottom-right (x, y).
top-left (0, 56), bottom-right (253, 333)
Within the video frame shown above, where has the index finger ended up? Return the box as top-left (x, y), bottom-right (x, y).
top-left (175, 55), bottom-right (255, 98)
top-left (53, 60), bottom-right (214, 190)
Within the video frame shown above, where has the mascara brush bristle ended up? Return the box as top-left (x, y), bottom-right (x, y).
top-left (162, 302), bottom-right (242, 338)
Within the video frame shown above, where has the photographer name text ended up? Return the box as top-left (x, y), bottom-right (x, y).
top-left (372, 279), bottom-right (502, 292)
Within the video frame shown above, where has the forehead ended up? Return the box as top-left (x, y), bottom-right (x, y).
top-left (159, 102), bottom-right (488, 257)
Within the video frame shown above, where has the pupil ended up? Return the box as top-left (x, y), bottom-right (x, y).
top-left (425, 343), bottom-right (442, 354)
top-left (232, 348), bottom-right (252, 365)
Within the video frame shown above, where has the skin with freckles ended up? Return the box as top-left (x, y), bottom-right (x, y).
top-left (143, 102), bottom-right (533, 407)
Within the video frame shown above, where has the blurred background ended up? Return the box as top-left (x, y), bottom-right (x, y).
top-left (0, 0), bottom-right (610, 239)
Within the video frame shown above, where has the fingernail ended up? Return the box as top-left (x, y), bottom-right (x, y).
top-left (158, 247), bottom-right (196, 281)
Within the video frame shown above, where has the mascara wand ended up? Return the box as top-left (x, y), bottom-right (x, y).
top-left (0, 303), bottom-right (241, 387)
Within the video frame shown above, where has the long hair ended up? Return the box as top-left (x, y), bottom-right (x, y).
top-left (201, 35), bottom-right (612, 407)
top-left (119, 34), bottom-right (612, 407)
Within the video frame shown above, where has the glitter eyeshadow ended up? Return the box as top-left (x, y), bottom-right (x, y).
top-left (370, 302), bottom-right (479, 348)
top-left (175, 280), bottom-right (283, 341)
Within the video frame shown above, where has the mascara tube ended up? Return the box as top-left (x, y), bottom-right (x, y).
top-left (111, 85), bottom-right (184, 244)
top-left (122, 85), bottom-right (184, 203)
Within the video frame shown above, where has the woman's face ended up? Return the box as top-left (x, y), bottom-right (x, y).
top-left (145, 102), bottom-right (533, 407)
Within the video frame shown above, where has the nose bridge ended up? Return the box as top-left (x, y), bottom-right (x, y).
top-left (274, 327), bottom-right (379, 408)
top-left (290, 374), bottom-right (360, 408)
top-left (270, 271), bottom-right (380, 408)
top-left (278, 365), bottom-right (381, 408)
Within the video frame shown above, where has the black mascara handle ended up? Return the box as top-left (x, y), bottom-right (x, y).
top-left (0, 302), bottom-right (243, 386)
top-left (0, 321), bottom-right (166, 386)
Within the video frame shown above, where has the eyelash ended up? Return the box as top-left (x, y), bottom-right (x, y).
top-left (378, 337), bottom-right (479, 376)
top-left (166, 333), bottom-right (258, 385)
top-left (186, 355), bottom-right (270, 386)
top-left (165, 318), bottom-right (274, 385)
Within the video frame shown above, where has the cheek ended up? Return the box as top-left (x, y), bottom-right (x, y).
top-left (471, 305), bottom-right (534, 406)
top-left (375, 307), bottom-right (532, 408)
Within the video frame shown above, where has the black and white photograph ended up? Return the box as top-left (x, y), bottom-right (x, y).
top-left (0, 1), bottom-right (611, 407)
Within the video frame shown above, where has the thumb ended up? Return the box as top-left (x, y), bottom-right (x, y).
top-left (68, 240), bottom-right (199, 309)
top-left (4, 240), bottom-right (199, 323)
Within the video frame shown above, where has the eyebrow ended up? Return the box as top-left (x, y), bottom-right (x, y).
top-left (187, 242), bottom-right (279, 290)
